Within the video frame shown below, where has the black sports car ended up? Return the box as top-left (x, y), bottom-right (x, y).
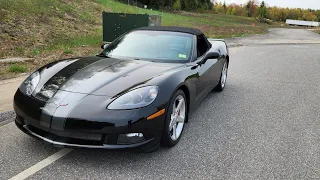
top-left (14, 26), bottom-right (229, 152)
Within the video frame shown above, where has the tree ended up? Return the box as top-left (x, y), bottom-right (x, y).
top-left (213, 2), bottom-right (225, 14)
top-left (245, 0), bottom-right (258, 17)
top-left (133, 0), bottom-right (319, 22)
top-left (223, 1), bottom-right (227, 14)
top-left (172, 0), bottom-right (181, 10)
top-left (258, 1), bottom-right (268, 18)
top-left (315, 10), bottom-right (320, 21)
top-left (231, 7), bottom-right (237, 15)
top-left (181, 0), bottom-right (198, 11)
top-left (226, 7), bottom-right (232, 15)
top-left (302, 11), bottom-right (317, 21)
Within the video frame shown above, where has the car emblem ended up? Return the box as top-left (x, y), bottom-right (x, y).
top-left (58, 103), bottom-right (69, 107)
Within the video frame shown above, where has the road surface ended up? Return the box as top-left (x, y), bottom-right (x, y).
top-left (1, 28), bottom-right (320, 180)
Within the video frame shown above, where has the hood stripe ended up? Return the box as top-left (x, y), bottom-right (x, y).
top-left (35, 56), bottom-right (107, 102)
top-left (58, 58), bottom-right (129, 93)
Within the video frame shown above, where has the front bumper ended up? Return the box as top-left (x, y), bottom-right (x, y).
top-left (15, 120), bottom-right (154, 150)
top-left (14, 89), bottom-right (166, 151)
top-left (15, 113), bottom-right (162, 151)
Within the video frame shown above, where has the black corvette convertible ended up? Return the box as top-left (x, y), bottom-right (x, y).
top-left (14, 26), bottom-right (229, 152)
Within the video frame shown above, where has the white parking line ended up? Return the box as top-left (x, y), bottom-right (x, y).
top-left (8, 148), bottom-right (73, 180)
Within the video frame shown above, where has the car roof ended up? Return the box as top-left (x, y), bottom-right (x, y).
top-left (134, 26), bottom-right (203, 36)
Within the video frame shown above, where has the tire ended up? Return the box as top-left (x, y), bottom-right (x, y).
top-left (214, 61), bottom-right (228, 92)
top-left (162, 90), bottom-right (187, 147)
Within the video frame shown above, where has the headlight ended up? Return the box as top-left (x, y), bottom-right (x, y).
top-left (19, 71), bottom-right (40, 96)
top-left (108, 86), bottom-right (158, 110)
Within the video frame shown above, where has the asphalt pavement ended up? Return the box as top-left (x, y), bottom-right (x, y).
top-left (1, 28), bottom-right (320, 179)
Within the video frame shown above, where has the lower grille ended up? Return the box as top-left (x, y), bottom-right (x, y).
top-left (27, 125), bottom-right (104, 145)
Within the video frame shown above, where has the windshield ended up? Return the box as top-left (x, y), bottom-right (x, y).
top-left (100, 30), bottom-right (194, 62)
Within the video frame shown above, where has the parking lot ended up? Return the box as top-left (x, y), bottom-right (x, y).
top-left (1, 29), bottom-right (320, 179)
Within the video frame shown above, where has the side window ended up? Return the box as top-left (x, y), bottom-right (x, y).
top-left (197, 35), bottom-right (210, 58)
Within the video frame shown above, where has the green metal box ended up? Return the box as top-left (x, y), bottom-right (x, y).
top-left (102, 12), bottom-right (161, 42)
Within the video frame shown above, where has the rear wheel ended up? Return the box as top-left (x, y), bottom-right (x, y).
top-left (162, 90), bottom-right (187, 147)
top-left (214, 61), bottom-right (228, 91)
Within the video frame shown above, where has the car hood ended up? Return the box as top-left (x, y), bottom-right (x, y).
top-left (34, 56), bottom-right (183, 100)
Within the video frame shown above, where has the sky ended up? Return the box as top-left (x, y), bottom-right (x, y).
top-left (215, 0), bottom-right (320, 10)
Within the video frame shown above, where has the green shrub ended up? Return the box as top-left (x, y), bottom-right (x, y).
top-left (173, 0), bottom-right (181, 11)
top-left (8, 64), bottom-right (28, 73)
top-left (63, 49), bottom-right (73, 54)
top-left (33, 49), bottom-right (40, 56)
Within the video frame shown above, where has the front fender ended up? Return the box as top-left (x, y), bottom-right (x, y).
top-left (146, 66), bottom-right (198, 113)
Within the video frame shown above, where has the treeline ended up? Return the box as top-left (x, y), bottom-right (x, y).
top-left (117, 0), bottom-right (320, 22)
top-left (139, 0), bottom-right (213, 11)
top-left (214, 0), bottom-right (320, 22)
top-left (117, 0), bottom-right (213, 11)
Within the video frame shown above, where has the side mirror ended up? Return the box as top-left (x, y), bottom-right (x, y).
top-left (205, 51), bottom-right (220, 59)
top-left (199, 51), bottom-right (220, 65)
top-left (101, 43), bottom-right (110, 49)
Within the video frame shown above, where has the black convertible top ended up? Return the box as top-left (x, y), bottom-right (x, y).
top-left (135, 26), bottom-right (203, 36)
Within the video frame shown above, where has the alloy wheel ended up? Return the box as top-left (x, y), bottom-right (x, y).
top-left (221, 62), bottom-right (228, 88)
top-left (169, 95), bottom-right (186, 141)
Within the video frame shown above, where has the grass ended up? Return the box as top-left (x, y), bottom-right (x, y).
top-left (0, 0), bottom-right (102, 59)
top-left (0, 0), bottom-right (281, 80)
top-left (95, 0), bottom-right (271, 38)
top-left (63, 49), bottom-right (73, 54)
top-left (46, 34), bottom-right (102, 51)
top-left (7, 64), bottom-right (28, 73)
top-left (33, 49), bottom-right (40, 56)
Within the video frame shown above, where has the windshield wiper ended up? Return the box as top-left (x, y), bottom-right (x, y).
top-left (96, 54), bottom-right (111, 58)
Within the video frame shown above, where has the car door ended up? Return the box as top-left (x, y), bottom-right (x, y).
top-left (194, 35), bottom-right (217, 102)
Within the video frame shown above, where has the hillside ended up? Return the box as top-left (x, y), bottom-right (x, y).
top-left (0, 0), bottom-right (274, 79)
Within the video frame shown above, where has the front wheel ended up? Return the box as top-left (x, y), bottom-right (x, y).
top-left (214, 61), bottom-right (228, 91)
top-left (162, 90), bottom-right (187, 147)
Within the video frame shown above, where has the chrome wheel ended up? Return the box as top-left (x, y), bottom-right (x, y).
top-left (221, 62), bottom-right (228, 88)
top-left (169, 95), bottom-right (186, 141)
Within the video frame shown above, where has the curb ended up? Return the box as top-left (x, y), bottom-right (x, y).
top-left (0, 57), bottom-right (33, 63)
top-left (0, 72), bottom-right (29, 82)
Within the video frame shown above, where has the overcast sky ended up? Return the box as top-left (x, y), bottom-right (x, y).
top-left (215, 0), bottom-right (320, 10)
